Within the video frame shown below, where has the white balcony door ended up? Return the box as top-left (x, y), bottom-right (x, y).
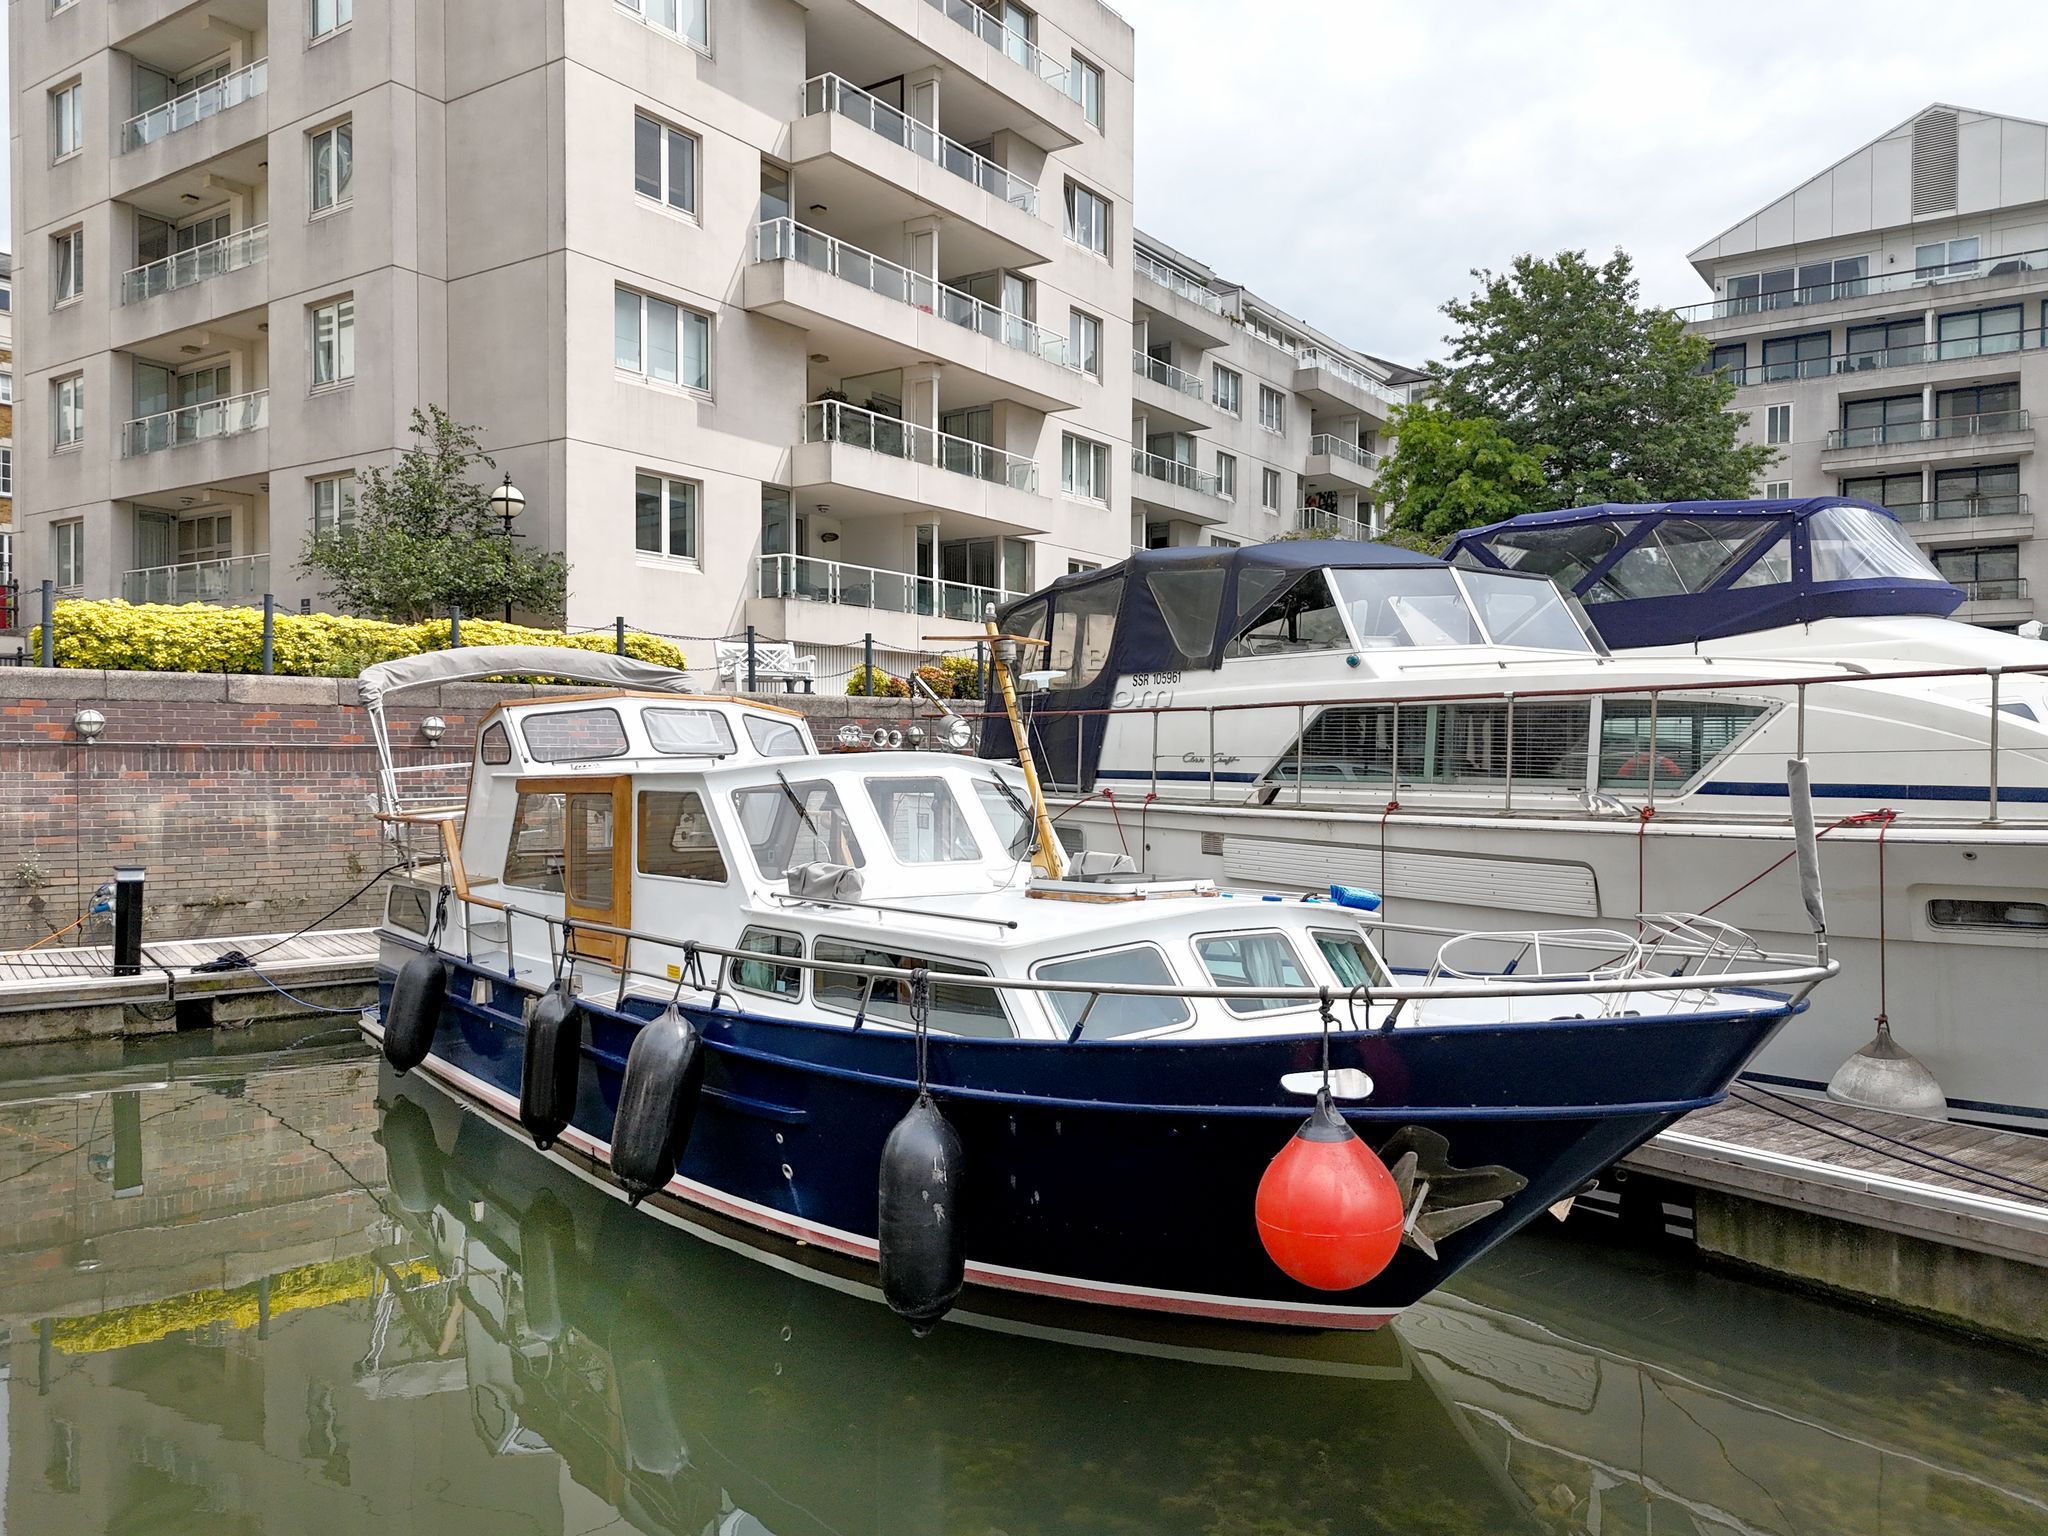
top-left (134, 510), bottom-right (177, 569)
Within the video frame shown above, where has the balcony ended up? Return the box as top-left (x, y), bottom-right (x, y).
top-left (1821, 410), bottom-right (2035, 471)
top-left (1297, 506), bottom-right (1372, 541)
top-left (122, 58), bottom-right (267, 152)
top-left (1132, 350), bottom-right (1208, 433)
top-left (757, 553), bottom-right (1019, 620)
top-left (790, 400), bottom-right (1050, 536)
top-left (121, 390), bottom-right (269, 458)
top-left (1135, 252), bottom-right (1236, 348)
top-left (1953, 578), bottom-right (2033, 621)
top-left (1305, 433), bottom-right (1380, 490)
top-left (1724, 331), bottom-right (2039, 387)
top-left (1891, 493), bottom-right (2031, 529)
top-left (1291, 350), bottom-right (1405, 421)
top-left (1131, 448), bottom-right (1230, 526)
top-left (121, 225), bottom-right (267, 306)
top-left (746, 220), bottom-right (1082, 413)
top-left (920, 0), bottom-right (1069, 95)
top-left (120, 553), bottom-right (269, 606)
top-left (791, 75), bottom-right (1055, 270)
top-left (1681, 246), bottom-right (2048, 329)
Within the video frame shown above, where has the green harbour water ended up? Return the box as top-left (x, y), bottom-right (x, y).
top-left (1, 1024), bottom-right (2044, 1536)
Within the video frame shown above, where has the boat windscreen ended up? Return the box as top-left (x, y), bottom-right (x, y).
top-left (1328, 567), bottom-right (1481, 648)
top-left (1455, 570), bottom-right (1597, 651)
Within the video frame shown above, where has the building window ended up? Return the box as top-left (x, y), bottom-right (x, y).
top-left (0, 449), bottom-right (12, 496)
top-left (614, 287), bottom-right (711, 392)
top-left (635, 473), bottom-right (699, 561)
top-left (1709, 343), bottom-right (1745, 376)
top-left (53, 374), bottom-right (84, 449)
top-left (1261, 466), bottom-right (1282, 511)
top-left (1723, 256), bottom-right (1867, 312)
top-left (0, 371), bottom-right (11, 404)
top-left (634, 113), bottom-right (698, 215)
top-left (1932, 463), bottom-right (2021, 517)
top-left (1914, 237), bottom-right (1980, 281)
top-left (52, 521), bottom-right (85, 590)
top-left (1068, 53), bottom-right (1104, 129)
top-left (1212, 364), bottom-right (1241, 415)
top-left (1068, 308), bottom-right (1101, 378)
top-left (1764, 403), bottom-right (1791, 445)
top-left (1763, 480), bottom-right (1790, 499)
top-left (53, 229), bottom-right (84, 305)
top-left (1840, 472), bottom-right (1923, 513)
top-left (50, 81), bottom-right (84, 160)
top-left (1258, 384), bottom-right (1285, 434)
top-left (311, 0), bottom-right (352, 37)
top-left (1933, 543), bottom-right (2021, 598)
top-left (618, 0), bottom-right (709, 50)
top-left (1064, 180), bottom-right (1110, 257)
top-left (312, 472), bottom-right (357, 537)
top-left (1761, 332), bottom-right (1829, 382)
top-left (310, 121), bottom-right (354, 213)
top-left (1844, 317), bottom-right (1925, 372)
top-left (1215, 452), bottom-right (1236, 500)
top-left (1061, 433), bottom-right (1109, 502)
top-left (311, 297), bottom-right (355, 386)
top-left (1936, 305), bottom-right (2022, 361)
top-left (1938, 382), bottom-right (2020, 430)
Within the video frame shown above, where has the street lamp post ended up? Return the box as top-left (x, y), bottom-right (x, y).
top-left (488, 474), bottom-right (526, 623)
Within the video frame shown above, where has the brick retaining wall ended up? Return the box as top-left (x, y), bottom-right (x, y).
top-left (0, 669), bottom-right (928, 951)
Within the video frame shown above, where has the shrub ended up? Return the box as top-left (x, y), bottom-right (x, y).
top-left (939, 654), bottom-right (984, 695)
top-left (29, 600), bottom-right (685, 676)
top-left (845, 665), bottom-right (909, 698)
top-left (913, 664), bottom-right (955, 700)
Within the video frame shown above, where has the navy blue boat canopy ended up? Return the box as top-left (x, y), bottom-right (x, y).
top-left (1444, 497), bottom-right (1963, 649)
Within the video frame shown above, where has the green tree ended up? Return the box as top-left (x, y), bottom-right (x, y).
top-left (1376, 403), bottom-right (1553, 543)
top-left (1417, 248), bottom-right (1776, 518)
top-left (299, 406), bottom-right (569, 622)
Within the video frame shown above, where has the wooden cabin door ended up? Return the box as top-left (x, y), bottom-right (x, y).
top-left (522, 777), bottom-right (631, 967)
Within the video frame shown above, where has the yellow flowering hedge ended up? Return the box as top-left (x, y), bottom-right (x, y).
top-left (52, 1256), bottom-right (441, 1354)
top-left (30, 600), bottom-right (685, 676)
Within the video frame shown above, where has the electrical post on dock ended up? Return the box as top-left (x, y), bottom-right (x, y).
top-left (112, 867), bottom-right (145, 978)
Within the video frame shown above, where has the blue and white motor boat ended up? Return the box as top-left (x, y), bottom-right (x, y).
top-left (357, 644), bottom-right (1832, 1334)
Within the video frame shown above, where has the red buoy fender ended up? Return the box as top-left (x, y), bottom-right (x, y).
top-left (1255, 1092), bottom-right (1404, 1291)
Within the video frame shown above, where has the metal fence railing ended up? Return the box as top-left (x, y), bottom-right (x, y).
top-left (802, 74), bottom-right (1038, 215)
top-left (122, 58), bottom-right (268, 151)
top-left (121, 224), bottom-right (268, 306)
top-left (803, 399), bottom-right (1040, 493)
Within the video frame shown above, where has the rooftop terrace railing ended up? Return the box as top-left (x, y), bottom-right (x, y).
top-left (1677, 246), bottom-right (2048, 324)
top-left (1135, 251), bottom-right (1228, 316)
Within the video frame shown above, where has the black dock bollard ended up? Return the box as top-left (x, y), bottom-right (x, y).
top-left (449, 605), bottom-right (463, 648)
top-left (745, 625), bottom-right (758, 692)
top-left (864, 632), bottom-right (875, 697)
top-left (614, 615), bottom-right (627, 655)
top-left (112, 867), bottom-right (145, 978)
top-left (40, 580), bottom-right (55, 668)
top-left (261, 594), bottom-right (276, 675)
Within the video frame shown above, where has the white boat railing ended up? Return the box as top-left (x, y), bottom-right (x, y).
top-left (802, 74), bottom-right (1038, 215)
top-left (123, 58), bottom-right (268, 151)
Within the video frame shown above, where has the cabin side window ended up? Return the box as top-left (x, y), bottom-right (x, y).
top-left (1269, 701), bottom-right (1591, 787)
top-left (731, 780), bottom-right (866, 878)
top-left (637, 790), bottom-right (728, 883)
top-left (385, 883), bottom-right (433, 935)
top-left (644, 709), bottom-right (737, 757)
top-left (520, 708), bottom-right (629, 762)
top-left (503, 791), bottom-right (567, 892)
top-left (478, 722), bottom-right (513, 765)
top-left (1227, 571), bottom-right (1348, 658)
top-left (1312, 929), bottom-right (1389, 989)
top-left (1034, 945), bottom-right (1191, 1039)
top-left (745, 715), bottom-right (807, 757)
top-left (814, 942), bottom-right (1013, 1038)
top-left (1597, 699), bottom-right (1771, 790)
top-left (1193, 931), bottom-right (1311, 1015)
top-left (733, 926), bottom-right (803, 998)
top-left (866, 777), bottom-right (983, 863)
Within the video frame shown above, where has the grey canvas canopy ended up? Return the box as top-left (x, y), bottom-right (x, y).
top-left (357, 645), bottom-right (692, 708)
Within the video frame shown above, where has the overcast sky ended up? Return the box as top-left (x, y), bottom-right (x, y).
top-left (1116, 0), bottom-right (2048, 368)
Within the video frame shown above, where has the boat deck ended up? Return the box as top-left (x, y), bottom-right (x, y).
top-left (0, 928), bottom-right (379, 1043)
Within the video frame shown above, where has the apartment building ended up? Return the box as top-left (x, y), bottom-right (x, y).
top-left (12, 0), bottom-right (1409, 662)
top-left (1683, 104), bottom-right (2048, 630)
top-left (1127, 230), bottom-right (1415, 555)
top-left (0, 254), bottom-right (14, 646)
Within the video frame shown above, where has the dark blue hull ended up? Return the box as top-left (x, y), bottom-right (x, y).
top-left (374, 935), bottom-right (1797, 1327)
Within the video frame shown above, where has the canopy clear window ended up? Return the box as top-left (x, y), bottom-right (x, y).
top-left (1325, 568), bottom-right (1593, 652)
top-left (1468, 522), bottom-right (1625, 588)
top-left (1807, 505), bottom-right (1945, 583)
top-left (1590, 518), bottom-right (1781, 602)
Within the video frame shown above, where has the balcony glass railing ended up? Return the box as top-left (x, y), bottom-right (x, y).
top-left (1824, 409), bottom-right (2031, 452)
top-left (1677, 246), bottom-right (2048, 323)
top-left (1132, 448), bottom-right (1225, 498)
top-left (1955, 577), bottom-right (2030, 603)
top-left (758, 552), bottom-right (1021, 621)
top-left (1294, 348), bottom-right (1406, 410)
top-left (120, 552), bottom-right (269, 605)
top-left (120, 224), bottom-right (268, 306)
top-left (1307, 433), bottom-right (1381, 469)
top-left (918, 0), bottom-right (1069, 93)
top-left (1132, 349), bottom-right (1203, 397)
top-left (1889, 493), bottom-right (2030, 524)
top-left (801, 75), bottom-right (1038, 216)
top-left (121, 390), bottom-right (269, 457)
top-left (1722, 330), bottom-right (2038, 386)
top-left (1135, 252), bottom-right (1228, 316)
top-left (122, 59), bottom-right (268, 152)
top-left (1297, 506), bottom-right (1372, 541)
top-left (803, 399), bottom-right (1039, 493)
top-left (756, 220), bottom-right (1069, 368)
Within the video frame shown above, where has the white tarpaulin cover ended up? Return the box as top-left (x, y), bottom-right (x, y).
top-left (357, 645), bottom-right (692, 707)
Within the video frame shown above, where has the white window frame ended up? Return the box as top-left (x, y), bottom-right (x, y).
top-left (50, 81), bottom-right (84, 161)
top-left (616, 0), bottom-right (709, 52)
top-left (1063, 180), bottom-right (1110, 258)
top-left (0, 449), bottom-right (13, 497)
top-left (309, 120), bottom-right (354, 215)
top-left (310, 0), bottom-right (352, 39)
top-left (1068, 308), bottom-right (1102, 379)
top-left (310, 295), bottom-right (356, 388)
top-left (614, 285), bottom-right (712, 394)
top-left (1765, 403), bottom-right (1792, 446)
top-left (635, 471), bottom-right (700, 563)
top-left (1914, 237), bottom-right (1981, 283)
top-left (1261, 466), bottom-right (1283, 511)
top-left (1061, 432), bottom-right (1109, 504)
top-left (1212, 365), bottom-right (1241, 415)
top-left (1763, 480), bottom-right (1791, 499)
top-left (0, 372), bottom-right (12, 406)
top-left (311, 471), bottom-right (357, 537)
top-left (52, 520), bottom-right (85, 590)
top-left (1069, 53), bottom-right (1104, 130)
top-left (53, 374), bottom-right (85, 450)
top-left (1258, 384), bottom-right (1286, 435)
top-left (1215, 451), bottom-right (1237, 501)
top-left (53, 228), bottom-right (84, 307)
top-left (633, 111), bottom-right (699, 218)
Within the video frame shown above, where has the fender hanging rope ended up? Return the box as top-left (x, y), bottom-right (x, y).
top-left (909, 967), bottom-right (932, 1096)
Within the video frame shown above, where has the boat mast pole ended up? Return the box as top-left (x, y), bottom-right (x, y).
top-left (985, 612), bottom-right (1063, 879)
